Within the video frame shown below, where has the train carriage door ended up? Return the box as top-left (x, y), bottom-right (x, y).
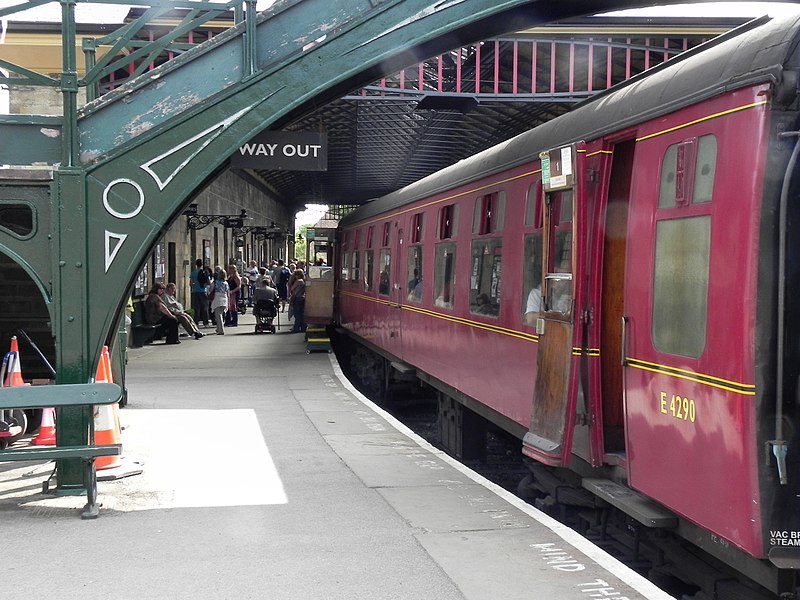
top-left (523, 143), bottom-right (582, 467)
top-left (599, 140), bottom-right (635, 460)
top-left (380, 220), bottom-right (403, 358)
top-left (392, 224), bottom-right (404, 350)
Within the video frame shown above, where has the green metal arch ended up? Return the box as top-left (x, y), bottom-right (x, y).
top-left (60, 0), bottom-right (699, 381)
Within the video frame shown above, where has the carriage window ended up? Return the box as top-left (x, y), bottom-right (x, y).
top-left (652, 215), bottom-right (710, 358)
top-left (469, 239), bottom-right (502, 317)
top-left (659, 135), bottom-right (717, 209)
top-left (439, 204), bottom-right (458, 239)
top-left (412, 212), bottom-right (424, 243)
top-left (378, 249), bottom-right (391, 295)
top-left (522, 233), bottom-right (543, 325)
top-left (560, 191), bottom-right (573, 222)
top-left (341, 251), bottom-right (350, 281)
top-left (495, 192), bottom-right (506, 231)
top-left (365, 250), bottom-right (374, 292)
top-left (546, 190), bottom-right (573, 314)
top-left (658, 144), bottom-right (678, 208)
top-left (525, 182), bottom-right (541, 227)
top-left (473, 192), bottom-right (506, 235)
top-left (407, 245), bottom-right (423, 302)
top-left (382, 222), bottom-right (391, 246)
top-left (694, 135), bottom-right (717, 204)
top-left (351, 251), bottom-right (360, 282)
top-left (367, 226), bottom-right (374, 248)
top-left (434, 243), bottom-right (456, 309)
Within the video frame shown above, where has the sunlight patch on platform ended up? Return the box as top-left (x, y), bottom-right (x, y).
top-left (109, 408), bottom-right (288, 510)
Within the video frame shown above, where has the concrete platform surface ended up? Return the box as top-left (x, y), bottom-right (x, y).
top-left (0, 313), bottom-right (674, 600)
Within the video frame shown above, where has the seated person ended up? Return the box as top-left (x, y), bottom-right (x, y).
top-left (379, 269), bottom-right (390, 295)
top-left (407, 270), bottom-right (422, 301)
top-left (163, 282), bottom-right (204, 339)
top-left (144, 284), bottom-right (180, 345)
top-left (523, 282), bottom-right (570, 321)
top-left (474, 293), bottom-right (495, 315)
top-left (252, 277), bottom-right (279, 316)
top-left (524, 285), bottom-right (542, 324)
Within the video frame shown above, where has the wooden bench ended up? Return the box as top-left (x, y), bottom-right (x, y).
top-left (131, 299), bottom-right (165, 347)
top-left (0, 382), bottom-right (123, 519)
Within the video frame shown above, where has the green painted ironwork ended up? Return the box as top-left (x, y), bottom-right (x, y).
top-left (0, 0), bottom-right (637, 488)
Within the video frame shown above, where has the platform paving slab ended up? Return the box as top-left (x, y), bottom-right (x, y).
top-left (0, 313), bottom-right (673, 600)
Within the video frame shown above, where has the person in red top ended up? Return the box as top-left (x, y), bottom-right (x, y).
top-left (224, 264), bottom-right (242, 327)
top-left (143, 283), bottom-right (180, 345)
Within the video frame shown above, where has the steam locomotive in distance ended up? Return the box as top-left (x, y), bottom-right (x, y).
top-left (334, 13), bottom-right (800, 599)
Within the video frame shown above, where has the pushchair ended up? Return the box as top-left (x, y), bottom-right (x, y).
top-left (237, 285), bottom-right (250, 315)
top-left (253, 297), bottom-right (279, 334)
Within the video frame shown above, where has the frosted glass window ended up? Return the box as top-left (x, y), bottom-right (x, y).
top-left (652, 216), bottom-right (710, 358)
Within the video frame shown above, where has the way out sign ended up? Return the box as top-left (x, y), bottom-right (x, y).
top-left (231, 131), bottom-right (327, 171)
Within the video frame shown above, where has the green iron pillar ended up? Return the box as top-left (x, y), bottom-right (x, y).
top-left (83, 37), bottom-right (98, 103)
top-left (243, 0), bottom-right (257, 78)
top-left (55, 0), bottom-right (92, 491)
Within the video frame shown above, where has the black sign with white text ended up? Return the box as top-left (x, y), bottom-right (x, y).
top-left (231, 132), bottom-right (327, 171)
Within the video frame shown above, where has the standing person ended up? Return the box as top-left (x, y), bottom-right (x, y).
top-left (288, 264), bottom-right (300, 291)
top-left (225, 264), bottom-right (242, 327)
top-left (209, 270), bottom-right (229, 335)
top-left (275, 259), bottom-right (291, 312)
top-left (245, 260), bottom-right (260, 305)
top-left (190, 259), bottom-right (211, 327)
top-left (289, 269), bottom-right (307, 333)
top-left (163, 283), bottom-right (204, 339)
top-left (144, 283), bottom-right (181, 345)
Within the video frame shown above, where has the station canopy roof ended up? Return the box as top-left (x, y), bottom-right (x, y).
top-left (240, 16), bottom-right (751, 211)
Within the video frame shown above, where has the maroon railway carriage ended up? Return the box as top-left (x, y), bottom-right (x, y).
top-left (336, 14), bottom-right (800, 597)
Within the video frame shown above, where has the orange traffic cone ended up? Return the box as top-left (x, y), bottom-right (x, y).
top-left (95, 346), bottom-right (122, 470)
top-left (4, 350), bottom-right (27, 388)
top-left (31, 406), bottom-right (56, 446)
top-left (0, 347), bottom-right (25, 440)
top-left (4, 343), bottom-right (56, 446)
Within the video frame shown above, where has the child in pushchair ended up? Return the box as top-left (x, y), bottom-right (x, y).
top-left (253, 297), bottom-right (279, 333)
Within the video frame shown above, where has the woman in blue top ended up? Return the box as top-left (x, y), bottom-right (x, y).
top-left (209, 270), bottom-right (230, 335)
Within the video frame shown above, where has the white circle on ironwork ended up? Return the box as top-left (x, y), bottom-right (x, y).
top-left (102, 178), bottom-right (145, 219)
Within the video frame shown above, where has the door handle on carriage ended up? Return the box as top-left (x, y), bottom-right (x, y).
top-left (621, 315), bottom-right (629, 366)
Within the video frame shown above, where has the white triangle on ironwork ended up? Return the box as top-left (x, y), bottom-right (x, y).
top-left (139, 102), bottom-right (261, 191)
top-left (105, 230), bottom-right (127, 273)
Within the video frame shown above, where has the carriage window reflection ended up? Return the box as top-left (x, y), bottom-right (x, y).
top-left (378, 249), bottom-right (391, 296)
top-left (365, 250), bottom-right (374, 292)
top-left (351, 251), bottom-right (360, 282)
top-left (470, 239), bottom-right (502, 317)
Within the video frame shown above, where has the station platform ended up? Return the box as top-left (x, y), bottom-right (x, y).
top-left (0, 313), bottom-right (673, 600)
